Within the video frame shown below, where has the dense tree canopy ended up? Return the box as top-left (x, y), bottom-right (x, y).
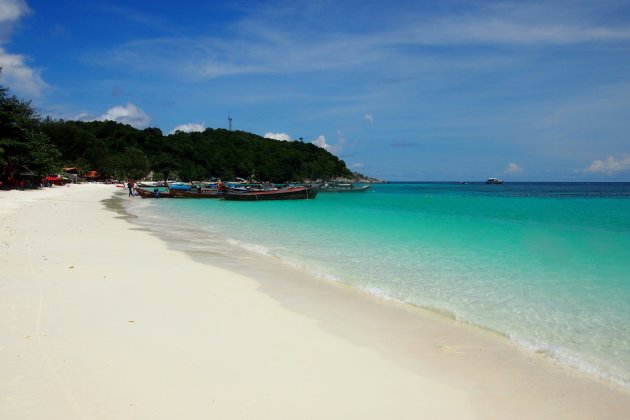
top-left (2, 72), bottom-right (353, 183)
top-left (41, 120), bottom-right (353, 182)
top-left (0, 81), bottom-right (61, 176)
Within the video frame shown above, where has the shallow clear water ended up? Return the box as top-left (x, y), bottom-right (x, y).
top-left (126, 182), bottom-right (630, 386)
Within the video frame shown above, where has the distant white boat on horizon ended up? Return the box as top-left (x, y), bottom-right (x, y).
top-left (486, 178), bottom-right (504, 184)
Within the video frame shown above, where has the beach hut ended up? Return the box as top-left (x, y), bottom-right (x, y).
top-left (85, 170), bottom-right (100, 182)
top-left (18, 166), bottom-right (38, 189)
top-left (1, 164), bottom-right (38, 189)
top-left (63, 167), bottom-right (81, 183)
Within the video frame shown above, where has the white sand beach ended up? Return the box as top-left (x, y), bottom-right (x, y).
top-left (2, 184), bottom-right (630, 419)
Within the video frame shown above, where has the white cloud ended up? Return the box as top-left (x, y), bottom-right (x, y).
top-left (96, 2), bottom-right (630, 86)
top-left (170, 123), bottom-right (205, 134)
top-left (505, 162), bottom-right (523, 174)
top-left (311, 130), bottom-right (345, 155)
top-left (409, 18), bottom-right (630, 47)
top-left (74, 112), bottom-right (95, 121)
top-left (0, 0), bottom-right (30, 38)
top-left (585, 155), bottom-right (630, 175)
top-left (312, 135), bottom-right (329, 149)
top-left (334, 130), bottom-right (346, 154)
top-left (0, 47), bottom-right (48, 96)
top-left (364, 113), bottom-right (374, 124)
top-left (99, 102), bottom-right (150, 129)
top-left (0, 1), bottom-right (47, 97)
top-left (264, 132), bottom-right (292, 141)
top-left (351, 162), bottom-right (364, 169)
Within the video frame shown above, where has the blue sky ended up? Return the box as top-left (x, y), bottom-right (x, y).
top-left (1, 0), bottom-right (630, 181)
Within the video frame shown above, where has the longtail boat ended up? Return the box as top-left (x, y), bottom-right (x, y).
top-left (320, 182), bottom-right (371, 192)
top-left (162, 180), bottom-right (226, 199)
top-left (169, 188), bottom-right (225, 199)
top-left (223, 185), bottom-right (318, 201)
top-left (134, 187), bottom-right (174, 198)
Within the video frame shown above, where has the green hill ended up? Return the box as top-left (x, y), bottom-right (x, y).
top-left (41, 120), bottom-right (353, 182)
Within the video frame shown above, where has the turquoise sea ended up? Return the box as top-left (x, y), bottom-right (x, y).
top-left (125, 182), bottom-right (630, 387)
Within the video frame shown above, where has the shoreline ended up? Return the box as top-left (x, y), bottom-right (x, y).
top-left (119, 189), bottom-right (630, 402)
top-left (121, 184), bottom-right (630, 391)
top-left (2, 184), bottom-right (630, 419)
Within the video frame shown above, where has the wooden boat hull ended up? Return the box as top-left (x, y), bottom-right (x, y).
top-left (135, 186), bottom-right (224, 199)
top-left (320, 184), bottom-right (370, 192)
top-left (169, 189), bottom-right (225, 199)
top-left (223, 186), bottom-right (318, 201)
top-left (134, 188), bottom-right (174, 198)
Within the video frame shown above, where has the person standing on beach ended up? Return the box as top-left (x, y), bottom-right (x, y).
top-left (127, 180), bottom-right (135, 197)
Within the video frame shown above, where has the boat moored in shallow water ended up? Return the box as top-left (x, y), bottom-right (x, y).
top-left (134, 187), bottom-right (174, 198)
top-left (223, 185), bottom-right (318, 201)
top-left (319, 182), bottom-right (371, 192)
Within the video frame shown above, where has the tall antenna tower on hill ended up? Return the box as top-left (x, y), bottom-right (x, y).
top-left (228, 113), bottom-right (232, 131)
